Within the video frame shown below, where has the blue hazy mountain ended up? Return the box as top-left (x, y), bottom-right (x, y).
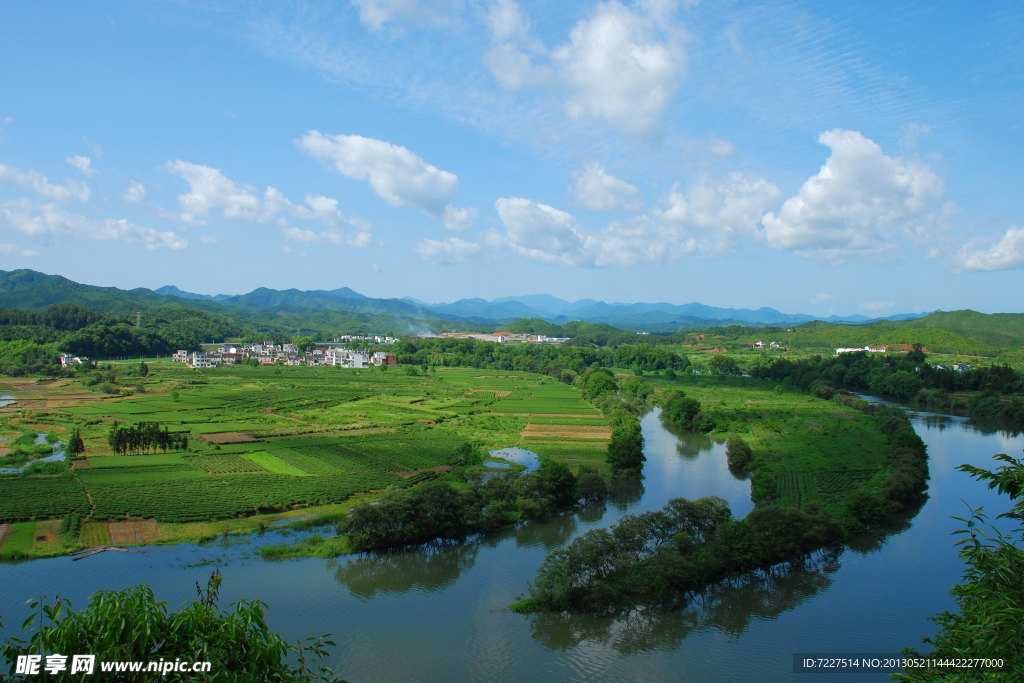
top-left (0, 270), bottom-right (929, 329)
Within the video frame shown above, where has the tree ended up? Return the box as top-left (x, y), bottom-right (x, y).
top-left (709, 354), bottom-right (740, 375)
top-left (67, 428), bottom-right (85, 458)
top-left (725, 436), bottom-right (752, 468)
top-left (1, 571), bottom-right (345, 682)
top-left (138, 360), bottom-right (149, 377)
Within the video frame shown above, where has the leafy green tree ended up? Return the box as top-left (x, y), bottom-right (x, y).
top-left (1, 571), bottom-right (345, 682)
top-left (67, 428), bottom-right (85, 458)
top-left (725, 436), bottom-right (753, 468)
top-left (583, 371), bottom-right (617, 402)
top-left (138, 360), bottom-right (149, 377)
top-left (708, 354), bottom-right (740, 375)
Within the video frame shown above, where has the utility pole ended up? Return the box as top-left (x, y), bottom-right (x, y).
top-left (136, 312), bottom-right (141, 328)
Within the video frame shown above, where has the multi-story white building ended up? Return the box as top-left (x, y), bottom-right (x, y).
top-left (172, 350), bottom-right (189, 363)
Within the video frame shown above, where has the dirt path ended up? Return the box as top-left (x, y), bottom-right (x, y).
top-left (0, 523), bottom-right (10, 550)
top-left (73, 472), bottom-right (95, 520)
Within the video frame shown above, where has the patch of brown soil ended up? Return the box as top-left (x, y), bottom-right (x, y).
top-left (521, 425), bottom-right (611, 439)
top-left (530, 413), bottom-right (604, 418)
top-left (109, 520), bottom-right (160, 545)
top-left (70, 459), bottom-right (91, 470)
top-left (391, 465), bottom-right (453, 479)
top-left (0, 523), bottom-right (9, 548)
top-left (832, 410), bottom-right (856, 422)
top-left (200, 432), bottom-right (259, 444)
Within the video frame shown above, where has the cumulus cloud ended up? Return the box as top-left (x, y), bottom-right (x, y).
top-left (484, 0), bottom-right (553, 89)
top-left (655, 173), bottom-right (781, 256)
top-left (297, 131), bottom-right (460, 218)
top-left (1, 201), bottom-right (187, 250)
top-left (415, 236), bottom-right (482, 264)
top-left (282, 194), bottom-right (374, 248)
top-left (950, 226), bottom-right (1024, 272)
top-left (571, 162), bottom-right (642, 212)
top-left (65, 155), bottom-right (97, 178)
top-left (442, 205), bottom-right (477, 232)
top-left (811, 293), bottom-right (834, 305)
top-left (488, 181), bottom-right (779, 269)
top-left (490, 197), bottom-right (669, 268)
top-left (165, 160), bottom-right (308, 225)
top-left (761, 129), bottom-right (948, 265)
top-left (553, 1), bottom-right (683, 136)
top-left (124, 181), bottom-right (146, 204)
top-left (0, 163), bottom-right (90, 203)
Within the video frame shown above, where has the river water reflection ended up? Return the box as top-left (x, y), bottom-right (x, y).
top-left (0, 407), bottom-right (1020, 682)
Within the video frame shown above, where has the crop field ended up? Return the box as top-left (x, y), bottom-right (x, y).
top-left (774, 473), bottom-right (819, 507)
top-left (79, 522), bottom-right (111, 546)
top-left (0, 364), bottom-right (611, 538)
top-left (0, 521), bottom-right (36, 557)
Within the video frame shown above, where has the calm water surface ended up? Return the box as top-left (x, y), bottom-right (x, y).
top-left (1, 408), bottom-right (1020, 682)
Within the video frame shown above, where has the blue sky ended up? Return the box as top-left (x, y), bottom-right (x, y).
top-left (1, 0), bottom-right (1022, 315)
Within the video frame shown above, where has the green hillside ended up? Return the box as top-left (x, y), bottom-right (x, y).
top-left (882, 310), bottom-right (1024, 350)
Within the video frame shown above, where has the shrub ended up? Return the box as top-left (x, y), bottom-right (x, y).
top-left (725, 436), bottom-right (753, 468)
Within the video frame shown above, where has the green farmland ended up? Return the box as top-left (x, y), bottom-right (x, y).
top-left (0, 362), bottom-right (610, 552)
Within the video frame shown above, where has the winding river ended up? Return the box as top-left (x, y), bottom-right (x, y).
top-left (0, 406), bottom-right (1020, 682)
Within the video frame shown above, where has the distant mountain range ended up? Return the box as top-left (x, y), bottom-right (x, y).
top-left (0, 269), bottom-right (929, 330)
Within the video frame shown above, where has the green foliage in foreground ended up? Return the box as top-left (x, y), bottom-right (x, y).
top-left (894, 453), bottom-right (1024, 682)
top-left (517, 496), bottom-right (844, 612)
top-left (1, 571), bottom-right (344, 682)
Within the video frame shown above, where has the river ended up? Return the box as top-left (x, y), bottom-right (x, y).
top-left (0, 407), bottom-right (1020, 682)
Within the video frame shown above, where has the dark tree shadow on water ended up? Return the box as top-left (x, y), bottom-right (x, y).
top-left (327, 542), bottom-right (479, 600)
top-left (526, 550), bottom-right (843, 654)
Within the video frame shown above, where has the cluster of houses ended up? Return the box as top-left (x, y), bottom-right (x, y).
top-left (333, 334), bottom-right (398, 345)
top-left (835, 345), bottom-right (889, 355)
top-left (172, 342), bottom-right (397, 369)
top-left (934, 363), bottom-right (971, 372)
top-left (437, 331), bottom-right (571, 344)
top-left (752, 341), bottom-right (784, 349)
top-left (58, 353), bottom-right (87, 367)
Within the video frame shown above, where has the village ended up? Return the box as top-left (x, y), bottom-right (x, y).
top-left (172, 339), bottom-right (398, 369)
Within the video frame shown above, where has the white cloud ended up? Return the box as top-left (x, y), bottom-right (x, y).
top-left (553, 1), bottom-right (682, 136)
top-left (761, 129), bottom-right (948, 265)
top-left (372, 262), bottom-right (380, 273)
top-left (165, 160), bottom-right (307, 225)
top-left (350, 0), bottom-right (464, 32)
top-left (494, 197), bottom-right (587, 266)
top-left (83, 138), bottom-right (102, 158)
top-left (1, 201), bottom-right (187, 250)
top-left (65, 155), bottom-right (97, 178)
top-left (0, 243), bottom-right (37, 257)
top-left (811, 293), bottom-right (834, 305)
top-left (490, 184), bottom-right (778, 269)
top-left (491, 197), bottom-right (669, 267)
top-left (655, 173), bottom-right (781, 255)
top-left (860, 300), bottom-right (897, 312)
top-left (124, 181), bottom-right (146, 204)
top-left (950, 226), bottom-right (1024, 272)
top-left (0, 163), bottom-right (90, 203)
top-left (707, 133), bottom-right (736, 157)
top-left (415, 236), bottom-right (482, 264)
top-left (297, 131), bottom-right (459, 217)
top-left (571, 162), bottom-right (642, 212)
top-left (442, 204), bottom-right (477, 232)
top-left (484, 0), bottom-right (553, 90)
